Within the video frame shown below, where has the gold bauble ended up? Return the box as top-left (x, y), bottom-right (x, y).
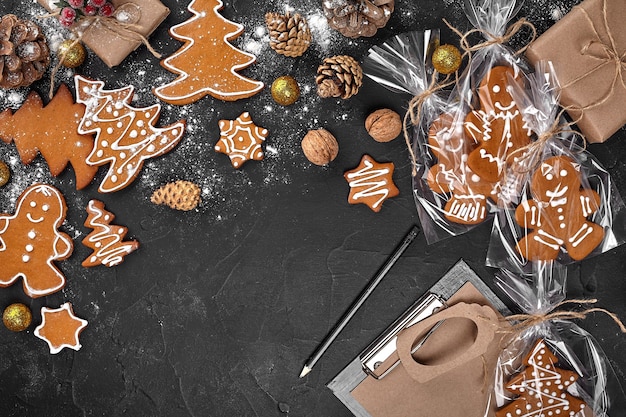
top-left (0, 160), bottom-right (9, 187)
top-left (3, 303), bottom-right (32, 332)
top-left (58, 39), bottom-right (86, 68)
top-left (432, 44), bottom-right (461, 75)
top-left (271, 75), bottom-right (300, 106)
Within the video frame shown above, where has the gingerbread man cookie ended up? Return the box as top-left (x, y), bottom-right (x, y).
top-left (464, 65), bottom-right (532, 183)
top-left (0, 184), bottom-right (73, 298)
top-left (497, 339), bottom-right (588, 417)
top-left (344, 154), bottom-right (399, 212)
top-left (515, 155), bottom-right (604, 261)
top-left (426, 113), bottom-right (497, 224)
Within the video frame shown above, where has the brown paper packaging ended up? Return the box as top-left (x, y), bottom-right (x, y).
top-left (37, 0), bottom-right (169, 68)
top-left (525, 0), bottom-right (626, 144)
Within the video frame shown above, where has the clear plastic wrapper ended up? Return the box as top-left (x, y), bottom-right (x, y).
top-left (489, 262), bottom-right (626, 417)
top-left (486, 61), bottom-right (626, 273)
top-left (363, 29), bottom-right (482, 243)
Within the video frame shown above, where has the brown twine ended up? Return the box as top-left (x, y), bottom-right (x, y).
top-left (403, 72), bottom-right (456, 176)
top-left (499, 298), bottom-right (626, 334)
top-left (44, 10), bottom-right (161, 99)
top-left (444, 17), bottom-right (537, 57)
top-left (559, 0), bottom-right (626, 114)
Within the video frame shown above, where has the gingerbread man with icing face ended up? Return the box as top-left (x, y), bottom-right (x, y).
top-left (0, 184), bottom-right (73, 298)
top-left (427, 113), bottom-right (497, 225)
top-left (465, 66), bottom-right (532, 183)
top-left (515, 156), bottom-right (605, 261)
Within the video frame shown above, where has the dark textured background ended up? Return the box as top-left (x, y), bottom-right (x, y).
top-left (0, 0), bottom-right (625, 416)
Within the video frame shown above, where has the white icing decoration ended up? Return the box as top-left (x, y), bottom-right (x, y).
top-left (346, 158), bottom-right (392, 209)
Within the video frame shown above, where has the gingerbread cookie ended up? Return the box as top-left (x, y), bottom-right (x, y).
top-left (497, 339), bottom-right (588, 417)
top-left (215, 112), bottom-right (268, 168)
top-left (515, 155), bottom-right (604, 261)
top-left (153, 0), bottom-right (264, 104)
top-left (0, 84), bottom-right (97, 190)
top-left (34, 302), bottom-right (88, 354)
top-left (464, 65), bottom-right (532, 183)
top-left (75, 75), bottom-right (186, 193)
top-left (82, 200), bottom-right (139, 267)
top-left (344, 154), bottom-right (399, 212)
top-left (0, 184), bottom-right (73, 298)
top-left (426, 112), bottom-right (497, 225)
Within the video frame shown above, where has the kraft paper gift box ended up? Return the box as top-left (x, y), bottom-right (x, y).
top-left (525, 0), bottom-right (626, 143)
top-left (38, 0), bottom-right (169, 67)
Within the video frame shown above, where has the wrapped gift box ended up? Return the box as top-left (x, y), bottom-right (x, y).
top-left (38, 0), bottom-right (169, 67)
top-left (526, 0), bottom-right (626, 143)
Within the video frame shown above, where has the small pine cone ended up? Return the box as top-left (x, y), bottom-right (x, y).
top-left (321, 0), bottom-right (395, 39)
top-left (151, 180), bottom-right (201, 211)
top-left (265, 11), bottom-right (311, 58)
top-left (0, 14), bottom-right (50, 89)
top-left (316, 55), bottom-right (363, 99)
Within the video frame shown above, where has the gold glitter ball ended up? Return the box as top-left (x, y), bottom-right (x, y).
top-left (271, 75), bottom-right (300, 106)
top-left (58, 39), bottom-right (86, 68)
top-left (3, 303), bottom-right (32, 332)
top-left (432, 44), bottom-right (462, 75)
top-left (0, 160), bottom-right (9, 187)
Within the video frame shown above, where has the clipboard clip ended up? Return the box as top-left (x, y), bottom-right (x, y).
top-left (359, 292), bottom-right (445, 379)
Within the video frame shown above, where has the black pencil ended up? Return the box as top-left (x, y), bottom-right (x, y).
top-left (299, 225), bottom-right (420, 378)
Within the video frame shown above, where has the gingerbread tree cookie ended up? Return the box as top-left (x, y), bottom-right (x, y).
top-left (0, 184), bottom-right (73, 298)
top-left (75, 75), bottom-right (186, 193)
top-left (344, 154), bottom-right (399, 212)
top-left (154, 0), bottom-right (264, 104)
top-left (496, 339), bottom-right (588, 417)
top-left (82, 200), bottom-right (139, 267)
top-left (34, 302), bottom-right (88, 354)
top-left (0, 84), bottom-right (97, 190)
top-left (215, 112), bottom-right (268, 168)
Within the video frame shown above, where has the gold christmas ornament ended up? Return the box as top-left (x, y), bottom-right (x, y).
top-left (431, 44), bottom-right (462, 75)
top-left (151, 180), bottom-right (201, 211)
top-left (3, 303), bottom-right (32, 332)
top-left (58, 39), bottom-right (86, 68)
top-left (0, 160), bottom-right (9, 187)
top-left (271, 75), bottom-right (300, 106)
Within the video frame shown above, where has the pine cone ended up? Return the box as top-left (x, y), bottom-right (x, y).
top-left (0, 14), bottom-right (50, 89)
top-left (316, 55), bottom-right (363, 99)
top-left (321, 0), bottom-right (394, 38)
top-left (265, 11), bottom-right (311, 58)
top-left (151, 180), bottom-right (201, 211)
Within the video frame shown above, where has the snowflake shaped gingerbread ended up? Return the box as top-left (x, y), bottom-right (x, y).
top-left (215, 112), bottom-right (268, 168)
top-left (35, 302), bottom-right (88, 354)
top-left (497, 339), bottom-right (588, 417)
top-left (464, 65), bottom-right (532, 183)
top-left (0, 184), bottom-right (73, 298)
top-left (515, 155), bottom-right (604, 261)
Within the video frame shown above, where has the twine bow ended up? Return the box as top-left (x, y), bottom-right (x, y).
top-left (501, 298), bottom-right (626, 334)
top-left (561, 0), bottom-right (626, 112)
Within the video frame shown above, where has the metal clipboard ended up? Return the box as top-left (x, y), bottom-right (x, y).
top-left (326, 259), bottom-right (511, 417)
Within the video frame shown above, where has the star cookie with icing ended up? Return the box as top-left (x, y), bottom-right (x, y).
top-left (344, 154), bottom-right (399, 212)
top-left (34, 302), bottom-right (88, 354)
top-left (215, 112), bottom-right (268, 168)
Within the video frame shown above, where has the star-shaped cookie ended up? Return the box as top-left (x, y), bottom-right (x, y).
top-left (34, 302), bottom-right (88, 354)
top-left (215, 112), bottom-right (268, 168)
top-left (344, 154), bottom-right (399, 212)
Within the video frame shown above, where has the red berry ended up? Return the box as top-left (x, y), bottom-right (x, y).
top-left (83, 5), bottom-right (97, 15)
top-left (89, 0), bottom-right (106, 7)
top-left (68, 0), bottom-right (84, 7)
top-left (60, 7), bottom-right (77, 21)
top-left (59, 17), bottom-right (74, 27)
top-left (99, 3), bottom-right (115, 17)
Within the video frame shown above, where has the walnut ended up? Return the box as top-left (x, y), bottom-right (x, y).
top-left (301, 129), bottom-right (339, 165)
top-left (365, 108), bottom-right (402, 142)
